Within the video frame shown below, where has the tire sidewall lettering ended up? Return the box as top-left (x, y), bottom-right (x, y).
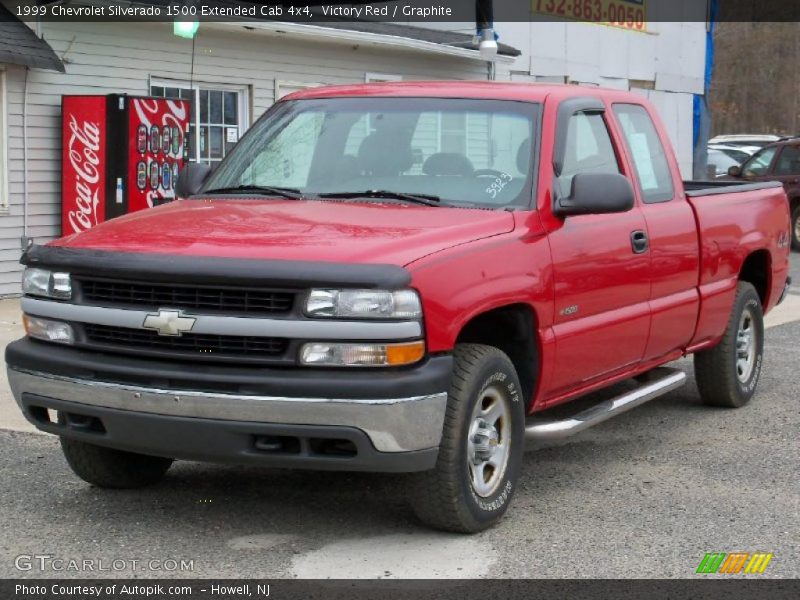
top-left (466, 364), bottom-right (522, 517)
top-left (480, 369), bottom-right (520, 404)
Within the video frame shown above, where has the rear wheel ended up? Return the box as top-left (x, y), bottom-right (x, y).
top-left (60, 438), bottom-right (173, 489)
top-left (408, 344), bottom-right (525, 533)
top-left (791, 205), bottom-right (800, 251)
top-left (694, 282), bottom-right (764, 408)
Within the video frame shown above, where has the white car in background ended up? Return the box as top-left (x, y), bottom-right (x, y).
top-left (708, 143), bottom-right (758, 164)
top-left (709, 134), bottom-right (785, 149)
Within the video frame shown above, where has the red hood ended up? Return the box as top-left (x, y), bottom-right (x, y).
top-left (52, 199), bottom-right (515, 266)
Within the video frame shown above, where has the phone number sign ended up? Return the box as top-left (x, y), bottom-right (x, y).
top-left (533, 0), bottom-right (648, 32)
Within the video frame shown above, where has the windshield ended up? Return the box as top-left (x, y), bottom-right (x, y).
top-left (203, 97), bottom-right (540, 209)
top-left (741, 146), bottom-right (777, 176)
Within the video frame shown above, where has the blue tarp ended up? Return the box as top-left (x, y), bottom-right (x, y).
top-left (693, 0), bottom-right (717, 179)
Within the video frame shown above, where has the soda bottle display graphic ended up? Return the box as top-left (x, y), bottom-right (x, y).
top-left (149, 125), bottom-right (160, 155)
top-left (136, 161), bottom-right (147, 190)
top-left (172, 127), bottom-right (181, 156)
top-left (149, 161), bottom-right (160, 190)
top-left (162, 127), bottom-right (171, 155)
top-left (162, 162), bottom-right (171, 191)
top-left (172, 162), bottom-right (180, 189)
top-left (136, 125), bottom-right (147, 154)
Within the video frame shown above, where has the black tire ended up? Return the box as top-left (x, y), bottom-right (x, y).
top-left (408, 344), bottom-right (525, 533)
top-left (694, 282), bottom-right (764, 408)
top-left (791, 205), bottom-right (800, 252)
top-left (60, 438), bottom-right (173, 489)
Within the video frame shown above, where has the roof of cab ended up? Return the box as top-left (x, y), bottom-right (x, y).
top-left (282, 81), bottom-right (621, 103)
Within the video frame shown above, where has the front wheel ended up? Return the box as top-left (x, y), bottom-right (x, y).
top-left (694, 282), bottom-right (764, 408)
top-left (791, 205), bottom-right (800, 251)
top-left (408, 344), bottom-right (525, 533)
top-left (60, 438), bottom-right (173, 489)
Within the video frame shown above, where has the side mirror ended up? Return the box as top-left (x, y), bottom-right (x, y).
top-left (727, 165), bottom-right (742, 177)
top-left (175, 163), bottom-right (211, 198)
top-left (554, 172), bottom-right (635, 217)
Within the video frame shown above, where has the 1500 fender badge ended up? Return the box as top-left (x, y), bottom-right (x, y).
top-left (560, 305), bottom-right (579, 317)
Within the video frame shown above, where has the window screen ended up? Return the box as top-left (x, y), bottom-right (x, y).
top-left (613, 104), bottom-right (674, 203)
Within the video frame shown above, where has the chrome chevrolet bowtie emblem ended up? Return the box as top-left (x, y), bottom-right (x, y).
top-left (143, 309), bottom-right (197, 337)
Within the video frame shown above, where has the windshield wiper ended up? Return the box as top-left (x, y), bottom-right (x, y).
top-left (201, 185), bottom-right (304, 200)
top-left (319, 190), bottom-right (441, 207)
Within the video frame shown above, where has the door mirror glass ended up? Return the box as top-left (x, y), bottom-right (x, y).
top-left (175, 163), bottom-right (211, 198)
top-left (554, 172), bottom-right (635, 217)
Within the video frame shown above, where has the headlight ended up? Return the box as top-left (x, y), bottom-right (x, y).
top-left (299, 341), bottom-right (425, 367)
top-left (23, 314), bottom-right (74, 345)
top-left (22, 268), bottom-right (72, 299)
top-left (305, 289), bottom-right (421, 319)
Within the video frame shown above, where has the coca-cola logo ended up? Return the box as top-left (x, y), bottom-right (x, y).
top-left (67, 115), bottom-right (102, 233)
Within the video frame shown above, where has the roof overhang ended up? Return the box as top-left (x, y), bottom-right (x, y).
top-left (208, 21), bottom-right (518, 64)
top-left (0, 5), bottom-right (65, 72)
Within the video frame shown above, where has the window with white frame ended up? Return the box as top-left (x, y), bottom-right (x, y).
top-left (150, 79), bottom-right (249, 167)
top-left (0, 69), bottom-right (7, 211)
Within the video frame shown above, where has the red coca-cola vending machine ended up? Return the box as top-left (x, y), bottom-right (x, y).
top-left (61, 94), bottom-right (191, 235)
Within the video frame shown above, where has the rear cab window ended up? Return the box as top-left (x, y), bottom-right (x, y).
top-left (612, 104), bottom-right (674, 203)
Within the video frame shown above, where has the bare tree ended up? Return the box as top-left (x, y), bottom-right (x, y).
top-left (711, 22), bottom-right (800, 136)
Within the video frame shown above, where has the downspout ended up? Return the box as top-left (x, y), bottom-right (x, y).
top-left (21, 66), bottom-right (30, 250)
top-left (476, 0), bottom-right (497, 80)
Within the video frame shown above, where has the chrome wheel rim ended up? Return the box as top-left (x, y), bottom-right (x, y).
top-left (467, 386), bottom-right (511, 498)
top-left (736, 307), bottom-right (758, 383)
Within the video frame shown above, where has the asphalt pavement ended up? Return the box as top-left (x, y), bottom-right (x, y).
top-left (0, 258), bottom-right (797, 580)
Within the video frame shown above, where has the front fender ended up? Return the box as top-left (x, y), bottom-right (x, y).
top-left (407, 231), bottom-right (553, 353)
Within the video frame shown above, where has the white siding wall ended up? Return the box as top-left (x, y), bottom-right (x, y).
top-left (496, 19), bottom-right (706, 179)
top-left (0, 22), bottom-right (492, 295)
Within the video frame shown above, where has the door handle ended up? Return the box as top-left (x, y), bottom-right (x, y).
top-left (630, 230), bottom-right (649, 254)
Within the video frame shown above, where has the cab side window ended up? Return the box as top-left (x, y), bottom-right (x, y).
top-left (774, 145), bottom-right (800, 176)
top-left (558, 113), bottom-right (620, 194)
top-left (612, 104), bottom-right (674, 203)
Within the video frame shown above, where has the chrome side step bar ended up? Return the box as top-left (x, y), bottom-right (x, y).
top-left (525, 367), bottom-right (687, 441)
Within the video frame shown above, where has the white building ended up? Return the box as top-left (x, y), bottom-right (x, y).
top-left (0, 4), bottom-right (708, 295)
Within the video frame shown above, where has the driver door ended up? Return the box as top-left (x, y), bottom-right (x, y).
top-left (545, 105), bottom-right (651, 399)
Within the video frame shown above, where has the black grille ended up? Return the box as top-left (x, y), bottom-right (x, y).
top-left (77, 278), bottom-right (295, 315)
top-left (83, 324), bottom-right (288, 361)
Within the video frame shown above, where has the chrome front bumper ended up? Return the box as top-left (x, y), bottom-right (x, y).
top-left (7, 368), bottom-right (447, 454)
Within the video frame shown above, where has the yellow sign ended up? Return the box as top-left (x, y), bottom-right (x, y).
top-left (532, 0), bottom-right (648, 32)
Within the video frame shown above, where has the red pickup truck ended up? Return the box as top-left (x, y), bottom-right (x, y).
top-left (7, 83), bottom-right (792, 533)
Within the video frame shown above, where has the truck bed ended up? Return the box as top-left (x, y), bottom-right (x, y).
top-left (685, 179), bottom-right (790, 335)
